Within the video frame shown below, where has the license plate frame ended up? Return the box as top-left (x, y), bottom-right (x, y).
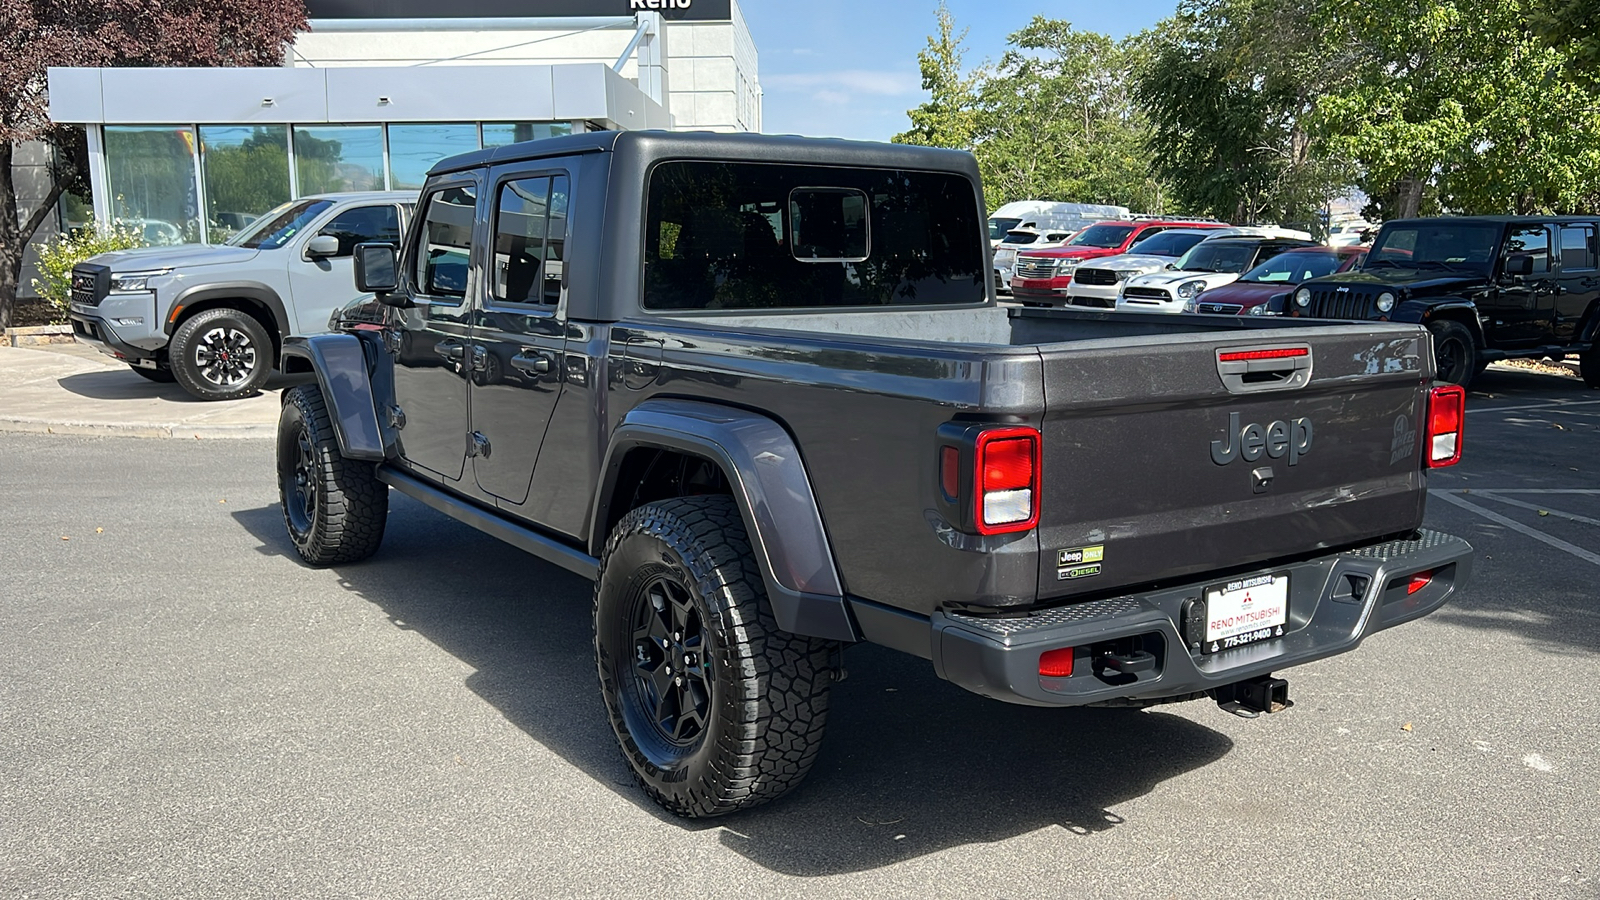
top-left (1201, 572), bottom-right (1289, 654)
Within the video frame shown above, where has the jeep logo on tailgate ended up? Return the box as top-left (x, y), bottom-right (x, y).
top-left (1210, 412), bottom-right (1314, 466)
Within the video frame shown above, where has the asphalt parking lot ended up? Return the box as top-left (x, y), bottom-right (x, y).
top-left (2, 365), bottom-right (1597, 899)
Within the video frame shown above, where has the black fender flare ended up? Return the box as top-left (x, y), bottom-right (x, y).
top-left (166, 282), bottom-right (292, 340)
top-left (279, 334), bottom-right (389, 462)
top-left (1394, 298), bottom-right (1485, 341)
top-left (591, 398), bottom-right (858, 642)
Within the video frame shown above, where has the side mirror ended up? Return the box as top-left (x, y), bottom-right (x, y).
top-left (1503, 254), bottom-right (1534, 278)
top-left (305, 234), bottom-right (341, 259)
top-left (1164, 262), bottom-right (1177, 270)
top-left (354, 242), bottom-right (401, 300)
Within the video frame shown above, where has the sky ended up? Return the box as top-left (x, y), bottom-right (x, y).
top-left (738, 0), bottom-right (1179, 143)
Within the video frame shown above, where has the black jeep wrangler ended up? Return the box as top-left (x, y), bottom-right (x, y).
top-left (1289, 216), bottom-right (1600, 387)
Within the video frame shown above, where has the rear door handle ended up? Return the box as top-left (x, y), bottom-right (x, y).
top-left (510, 351), bottom-right (551, 374)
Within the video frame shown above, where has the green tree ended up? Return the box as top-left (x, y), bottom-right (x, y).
top-left (1531, 0), bottom-right (1600, 75)
top-left (893, 2), bottom-right (981, 150)
top-left (1315, 0), bottom-right (1600, 217)
top-left (1135, 0), bottom-right (1351, 229)
top-left (896, 9), bottom-right (1170, 212)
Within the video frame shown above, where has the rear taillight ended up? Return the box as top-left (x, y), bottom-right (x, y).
top-left (1425, 385), bottom-right (1465, 467)
top-left (1407, 571), bottom-right (1434, 595)
top-left (975, 426), bottom-right (1041, 534)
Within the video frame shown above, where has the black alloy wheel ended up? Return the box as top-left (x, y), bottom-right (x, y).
top-left (275, 384), bottom-right (388, 566)
top-left (1427, 319), bottom-right (1478, 388)
top-left (623, 574), bottom-right (714, 752)
top-left (594, 495), bottom-right (838, 818)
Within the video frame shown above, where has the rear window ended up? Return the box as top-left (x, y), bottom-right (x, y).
top-left (1175, 241), bottom-right (1259, 274)
top-left (644, 161), bottom-right (984, 311)
top-left (1063, 223), bottom-right (1136, 249)
top-left (1122, 230), bottom-right (1209, 257)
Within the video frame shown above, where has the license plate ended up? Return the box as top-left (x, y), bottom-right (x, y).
top-left (1202, 573), bottom-right (1288, 653)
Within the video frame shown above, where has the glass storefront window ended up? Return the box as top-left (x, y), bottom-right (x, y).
top-left (387, 124), bottom-right (480, 191)
top-left (199, 125), bottom-right (290, 243)
top-left (293, 125), bottom-right (385, 195)
top-left (481, 122), bottom-right (573, 149)
top-left (104, 126), bottom-right (202, 245)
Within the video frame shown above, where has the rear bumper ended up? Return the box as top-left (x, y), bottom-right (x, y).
top-left (854, 529), bottom-right (1472, 707)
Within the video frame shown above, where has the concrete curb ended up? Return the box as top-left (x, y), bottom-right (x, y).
top-left (0, 417), bottom-right (276, 440)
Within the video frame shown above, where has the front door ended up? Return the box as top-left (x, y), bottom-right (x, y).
top-left (468, 170), bottom-right (573, 506)
top-left (390, 177), bottom-right (482, 483)
top-left (1486, 224), bottom-right (1557, 347)
top-left (1555, 223), bottom-right (1600, 344)
top-left (286, 202), bottom-right (405, 335)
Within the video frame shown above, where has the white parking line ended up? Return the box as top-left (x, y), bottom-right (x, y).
top-left (1435, 492), bottom-right (1600, 569)
top-left (1466, 399), bottom-right (1600, 415)
top-left (1473, 492), bottom-right (1600, 528)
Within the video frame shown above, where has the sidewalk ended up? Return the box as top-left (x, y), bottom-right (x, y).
top-left (0, 343), bottom-right (286, 439)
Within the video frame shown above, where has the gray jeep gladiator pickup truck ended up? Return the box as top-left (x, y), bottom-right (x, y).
top-left (275, 131), bottom-right (1474, 817)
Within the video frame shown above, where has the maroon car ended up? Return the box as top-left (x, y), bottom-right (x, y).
top-left (1195, 246), bottom-right (1366, 315)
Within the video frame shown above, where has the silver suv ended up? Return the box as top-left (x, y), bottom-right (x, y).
top-left (68, 192), bottom-right (416, 400)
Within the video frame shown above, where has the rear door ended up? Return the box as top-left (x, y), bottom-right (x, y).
top-left (1033, 325), bottom-right (1429, 600)
top-left (1554, 222), bottom-right (1600, 344)
top-left (467, 166), bottom-right (573, 506)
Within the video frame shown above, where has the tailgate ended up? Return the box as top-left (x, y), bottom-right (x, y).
top-left (1034, 325), bottom-right (1429, 600)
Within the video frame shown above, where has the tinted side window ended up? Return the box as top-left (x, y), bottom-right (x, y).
top-left (317, 205), bottom-right (401, 257)
top-left (491, 174), bottom-right (571, 305)
top-left (1507, 225), bottom-right (1551, 274)
top-left (415, 185), bottom-right (477, 299)
top-left (1560, 224), bottom-right (1596, 271)
top-left (643, 161), bottom-right (984, 311)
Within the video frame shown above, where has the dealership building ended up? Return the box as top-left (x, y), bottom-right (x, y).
top-left (41, 0), bottom-right (760, 249)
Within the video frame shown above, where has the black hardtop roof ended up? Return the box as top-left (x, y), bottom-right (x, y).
top-left (426, 129), bottom-right (982, 179)
top-left (1384, 215), bottom-right (1600, 227)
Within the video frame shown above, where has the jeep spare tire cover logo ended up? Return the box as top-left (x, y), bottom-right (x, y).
top-left (1210, 412), bottom-right (1314, 466)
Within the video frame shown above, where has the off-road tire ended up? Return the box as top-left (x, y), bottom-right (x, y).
top-left (170, 307), bottom-right (273, 401)
top-left (594, 495), bottom-right (838, 818)
top-left (127, 364), bottom-right (176, 383)
top-left (1582, 348), bottom-right (1600, 389)
top-left (276, 384), bottom-right (388, 566)
top-left (1426, 319), bottom-right (1478, 388)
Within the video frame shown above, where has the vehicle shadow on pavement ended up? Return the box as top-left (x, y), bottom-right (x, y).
top-left (232, 497), bottom-right (1234, 876)
top-left (56, 369), bottom-right (311, 402)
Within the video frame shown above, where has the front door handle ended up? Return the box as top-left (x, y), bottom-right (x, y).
top-left (510, 351), bottom-right (551, 375)
top-left (470, 345), bottom-right (489, 372)
top-left (435, 339), bottom-right (464, 362)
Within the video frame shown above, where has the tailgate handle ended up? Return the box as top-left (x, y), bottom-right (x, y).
top-left (1216, 345), bottom-right (1312, 394)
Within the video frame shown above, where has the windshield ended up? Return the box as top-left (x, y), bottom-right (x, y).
top-left (1001, 231), bottom-right (1040, 245)
top-left (1240, 250), bottom-right (1346, 283)
top-left (1173, 241), bottom-right (1258, 274)
top-left (988, 217), bottom-right (1023, 241)
top-left (1063, 223), bottom-right (1136, 249)
top-left (1367, 222), bottom-right (1499, 270)
top-left (227, 199), bottom-right (336, 249)
top-left (1124, 231), bottom-right (1210, 257)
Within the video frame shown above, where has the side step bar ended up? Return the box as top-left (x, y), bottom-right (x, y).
top-left (377, 466), bottom-right (600, 580)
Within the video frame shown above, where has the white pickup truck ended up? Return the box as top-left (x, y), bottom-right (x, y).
top-left (68, 191), bottom-right (416, 400)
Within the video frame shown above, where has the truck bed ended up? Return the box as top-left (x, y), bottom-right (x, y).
top-left (623, 306), bottom-right (1432, 615)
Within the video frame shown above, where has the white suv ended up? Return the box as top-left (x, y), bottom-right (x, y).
top-left (68, 192), bottom-right (416, 400)
top-left (993, 227), bottom-right (1076, 293)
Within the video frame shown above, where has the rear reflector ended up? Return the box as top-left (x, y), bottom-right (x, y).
top-left (1426, 385), bottom-right (1465, 467)
top-left (1039, 647), bottom-right (1075, 677)
top-left (1407, 571), bottom-right (1433, 595)
top-left (940, 446), bottom-right (960, 500)
top-left (1217, 347), bottom-right (1310, 362)
top-left (975, 427), bottom-right (1041, 534)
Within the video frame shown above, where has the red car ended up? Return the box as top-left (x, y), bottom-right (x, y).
top-left (1194, 245), bottom-right (1367, 315)
top-left (1010, 219), bottom-right (1229, 303)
